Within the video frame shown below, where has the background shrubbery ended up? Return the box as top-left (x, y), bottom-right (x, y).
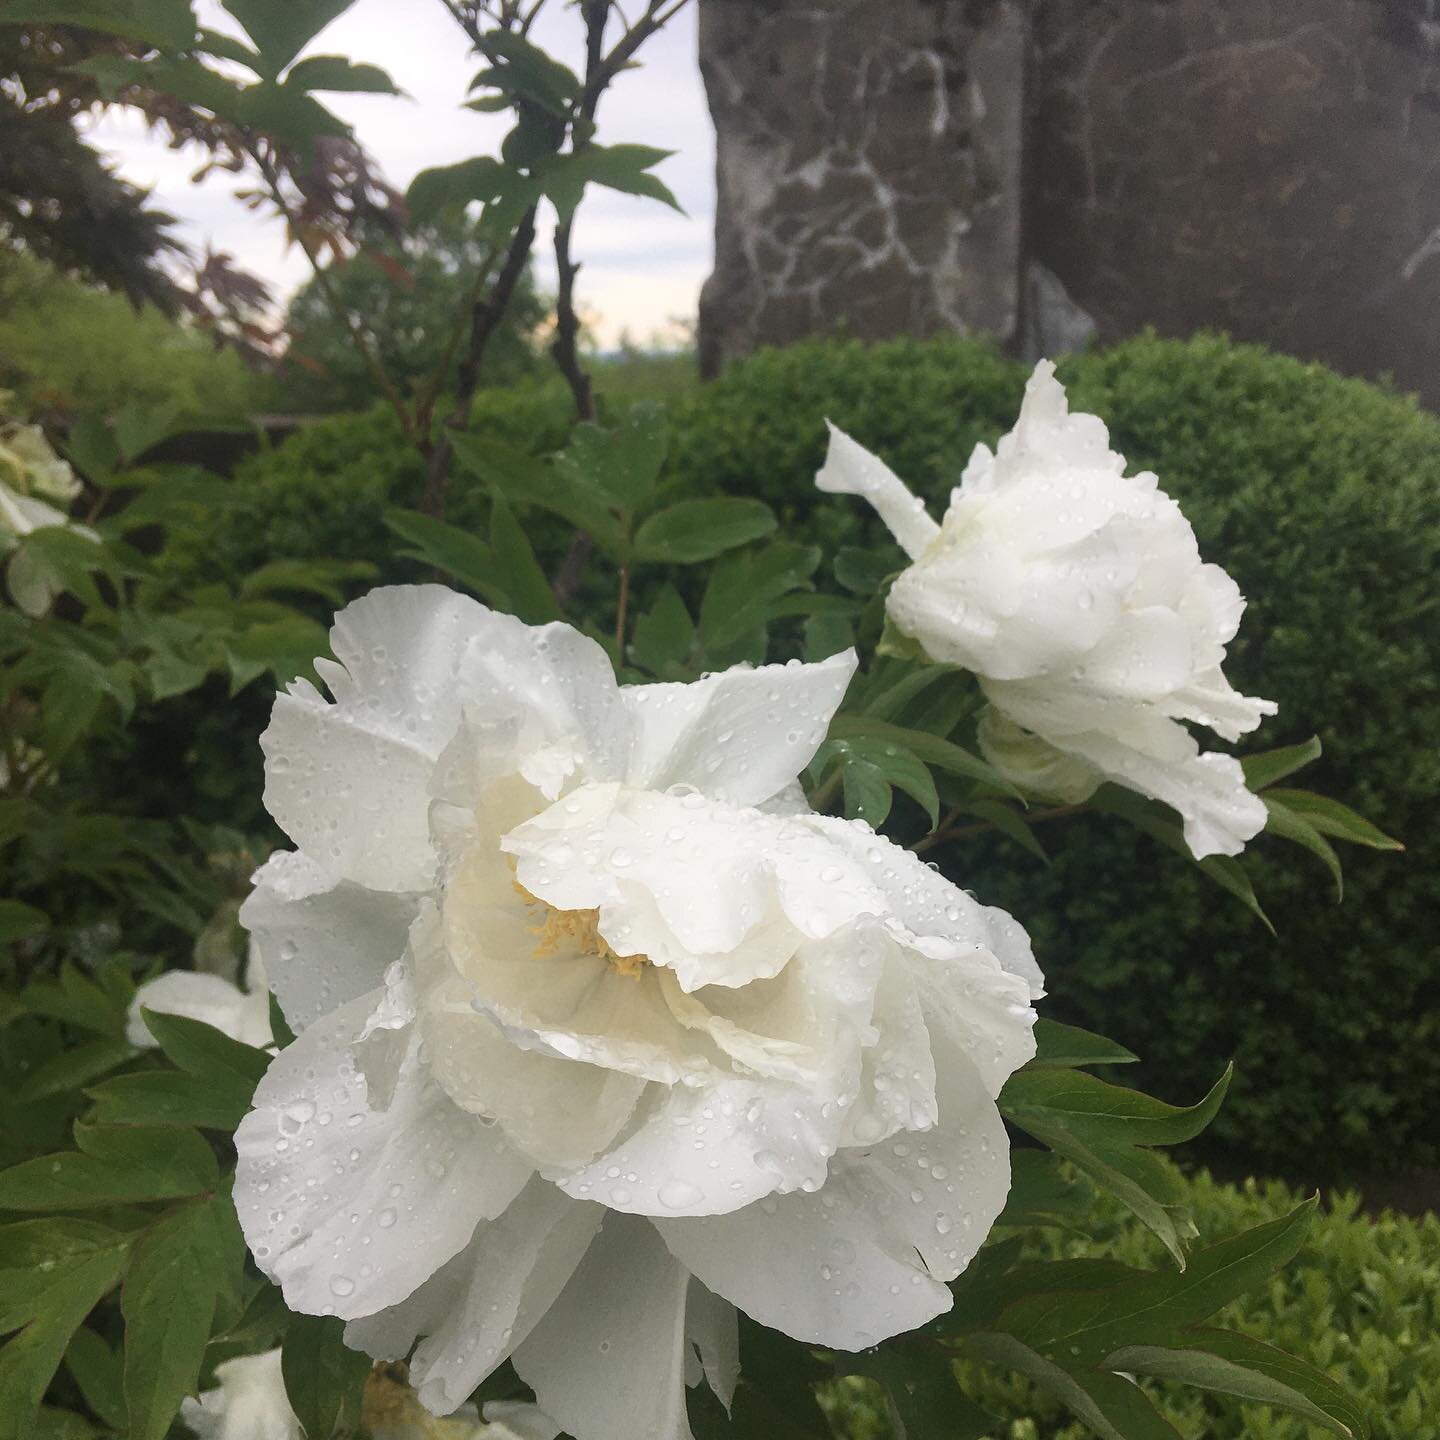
top-left (829, 1166), bottom-right (1440, 1440)
top-left (151, 330), bottom-right (1438, 1177)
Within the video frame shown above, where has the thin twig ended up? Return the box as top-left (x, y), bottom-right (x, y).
top-left (614, 563), bottom-right (630, 650)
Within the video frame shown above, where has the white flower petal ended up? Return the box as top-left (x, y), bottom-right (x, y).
top-left (623, 651), bottom-right (857, 807)
top-left (234, 991), bottom-right (531, 1319)
top-left (242, 849), bottom-right (418, 1032)
top-left (179, 1348), bottom-right (301, 1440)
top-left (816, 425), bottom-right (940, 560)
top-left (552, 1073), bottom-right (840, 1216)
top-left (347, 1178), bottom-right (603, 1416)
top-left (127, 971), bottom-right (271, 1050)
top-left (656, 1042), bottom-right (1010, 1350)
top-left (483, 1403), bottom-right (564, 1440)
top-left (512, 1215), bottom-right (698, 1440)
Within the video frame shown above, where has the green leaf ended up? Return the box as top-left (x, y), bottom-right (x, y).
top-left (629, 584), bottom-right (694, 675)
top-left (833, 546), bottom-right (896, 595)
top-left (1089, 787), bottom-right (1274, 932)
top-left (1004, 1203), bottom-right (1317, 1368)
top-left (219, 0), bottom-right (356, 74)
top-left (1264, 788), bottom-right (1404, 851)
top-left (829, 715), bottom-right (1023, 799)
top-left (1000, 1066), bottom-right (1231, 1265)
top-left (842, 758), bottom-right (894, 827)
top-left (1105, 1342), bottom-right (1355, 1438)
top-left (540, 142), bottom-right (682, 221)
top-left (995, 1150), bottom-right (1095, 1230)
top-left (451, 433), bottom-right (627, 558)
top-left (15, 1038), bottom-right (133, 1103)
top-left (0, 1124), bottom-right (218, 1210)
top-left (554, 403), bottom-right (669, 511)
top-left (0, 0), bottom-right (196, 49)
top-left (843, 1345), bottom-right (997, 1440)
top-left (87, 1068), bottom-right (251, 1131)
top-left (21, 963), bottom-right (125, 1037)
top-left (238, 557), bottom-right (377, 606)
top-left (1240, 735), bottom-right (1322, 790)
top-left (0, 1220), bottom-right (130, 1440)
top-left (0, 900), bottom-right (47, 946)
top-left (1263, 795), bottom-right (1344, 900)
top-left (963, 1333), bottom-right (1183, 1440)
top-left (821, 735), bottom-right (939, 827)
top-left (141, 1007), bottom-right (270, 1110)
top-left (382, 508), bottom-right (509, 607)
top-left (472, 28), bottom-right (580, 117)
top-left (121, 1199), bottom-right (230, 1440)
top-left (698, 543), bottom-right (820, 652)
top-left (1029, 1019), bottom-right (1139, 1070)
top-left (407, 155), bottom-right (509, 219)
top-left (633, 498), bottom-right (777, 564)
top-left (957, 798), bottom-right (1050, 862)
top-left (489, 492), bottom-right (561, 624)
top-left (64, 1328), bottom-right (126, 1432)
top-left (281, 1314), bottom-right (371, 1440)
top-left (285, 54), bottom-right (399, 93)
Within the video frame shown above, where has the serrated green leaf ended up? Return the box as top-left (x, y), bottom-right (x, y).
top-left (633, 497), bottom-right (776, 564)
top-left (407, 155), bottom-right (510, 219)
top-left (1240, 735), bottom-right (1322, 790)
top-left (281, 1314), bottom-right (371, 1440)
top-left (0, 0), bottom-right (196, 49)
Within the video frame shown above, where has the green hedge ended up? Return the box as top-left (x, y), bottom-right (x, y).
top-left (830, 1168), bottom-right (1440, 1439)
top-left (162, 331), bottom-right (1438, 1174)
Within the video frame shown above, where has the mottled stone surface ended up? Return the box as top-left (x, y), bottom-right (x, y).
top-left (697, 0), bottom-right (1025, 377)
top-left (1030, 0), bottom-right (1440, 405)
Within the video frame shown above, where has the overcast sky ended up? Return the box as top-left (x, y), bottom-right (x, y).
top-left (84, 1), bottom-right (716, 347)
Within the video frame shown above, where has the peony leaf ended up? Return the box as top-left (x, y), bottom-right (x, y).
top-left (1263, 788), bottom-right (1403, 851)
top-left (1028, 1019), bottom-right (1138, 1070)
top-left (0, 1124), bottom-right (217, 1211)
top-left (280, 1314), bottom-right (371, 1440)
top-left (633, 498), bottom-right (777, 564)
top-left (1240, 735), bottom-right (1322, 790)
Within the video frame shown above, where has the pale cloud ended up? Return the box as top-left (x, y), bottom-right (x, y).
top-left (84, 0), bottom-right (715, 348)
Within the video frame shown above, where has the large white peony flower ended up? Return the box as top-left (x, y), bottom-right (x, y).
top-left (180, 1349), bottom-right (302, 1440)
top-left (233, 586), bottom-right (1041, 1440)
top-left (817, 360), bottom-right (1276, 858)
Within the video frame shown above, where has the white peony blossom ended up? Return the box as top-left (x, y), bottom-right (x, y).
top-left (127, 944), bottom-right (273, 1051)
top-left (817, 360), bottom-right (1276, 858)
top-left (233, 586), bottom-right (1041, 1440)
top-left (180, 1349), bottom-right (302, 1440)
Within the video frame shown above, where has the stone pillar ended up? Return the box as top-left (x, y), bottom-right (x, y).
top-left (697, 0), bottom-right (1027, 377)
top-left (1029, 0), bottom-right (1440, 406)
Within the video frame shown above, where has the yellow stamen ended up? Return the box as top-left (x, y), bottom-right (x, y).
top-left (512, 878), bottom-right (647, 979)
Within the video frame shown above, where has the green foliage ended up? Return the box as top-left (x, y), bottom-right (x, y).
top-left (0, 252), bottom-right (273, 418)
top-left (282, 212), bottom-right (546, 413)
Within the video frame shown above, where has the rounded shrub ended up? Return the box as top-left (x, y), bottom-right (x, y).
top-left (672, 331), bottom-right (1439, 1176)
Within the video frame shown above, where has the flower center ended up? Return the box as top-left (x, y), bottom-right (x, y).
top-left (512, 880), bottom-right (647, 979)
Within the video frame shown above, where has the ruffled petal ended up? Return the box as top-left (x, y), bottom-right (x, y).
top-left (234, 991), bottom-right (531, 1320)
top-left (511, 1215), bottom-right (697, 1440)
top-left (685, 1279), bottom-right (738, 1411)
top-left (346, 1178), bottom-right (603, 1416)
top-left (261, 587), bottom-right (496, 892)
top-left (816, 425), bottom-right (940, 560)
top-left (242, 849), bottom-right (418, 1033)
top-left (656, 1043), bottom-right (1010, 1350)
top-left (552, 1073), bottom-right (842, 1217)
top-left (623, 651), bottom-right (856, 807)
